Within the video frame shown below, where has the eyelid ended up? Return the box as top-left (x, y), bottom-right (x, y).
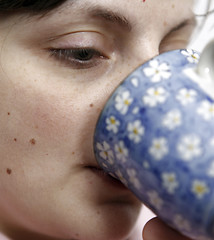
top-left (46, 31), bottom-right (113, 70)
top-left (48, 31), bottom-right (113, 54)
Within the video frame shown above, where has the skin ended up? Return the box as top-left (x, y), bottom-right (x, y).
top-left (0, 0), bottom-right (196, 239)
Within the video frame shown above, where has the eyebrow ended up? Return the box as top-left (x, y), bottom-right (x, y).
top-left (89, 8), bottom-right (132, 32)
top-left (42, 2), bottom-right (133, 32)
top-left (46, 1), bottom-right (195, 35)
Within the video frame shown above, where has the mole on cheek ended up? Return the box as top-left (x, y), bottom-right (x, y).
top-left (7, 112), bottom-right (10, 116)
top-left (6, 168), bottom-right (12, 175)
top-left (89, 103), bottom-right (94, 108)
top-left (30, 138), bottom-right (36, 145)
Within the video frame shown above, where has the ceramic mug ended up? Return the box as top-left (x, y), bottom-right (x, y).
top-left (94, 40), bottom-right (214, 240)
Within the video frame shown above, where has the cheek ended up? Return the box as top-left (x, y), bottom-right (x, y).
top-left (0, 83), bottom-right (101, 191)
top-left (30, 91), bottom-right (101, 142)
top-left (4, 83), bottom-right (103, 150)
top-left (30, 87), bottom-right (81, 134)
top-left (29, 94), bottom-right (77, 140)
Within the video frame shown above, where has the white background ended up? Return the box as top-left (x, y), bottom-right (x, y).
top-left (191, 0), bottom-right (214, 51)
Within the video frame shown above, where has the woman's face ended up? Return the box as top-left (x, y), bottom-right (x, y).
top-left (0, 0), bottom-right (195, 239)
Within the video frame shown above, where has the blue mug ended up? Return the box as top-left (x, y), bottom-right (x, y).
top-left (94, 40), bottom-right (214, 240)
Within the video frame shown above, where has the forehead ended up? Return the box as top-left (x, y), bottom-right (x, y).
top-left (39, 0), bottom-right (194, 32)
top-left (52, 0), bottom-right (194, 19)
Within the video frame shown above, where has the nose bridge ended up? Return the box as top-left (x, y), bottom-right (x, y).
top-left (132, 42), bottom-right (159, 69)
top-left (86, 42), bottom-right (159, 156)
top-left (94, 42), bottom-right (160, 112)
top-left (116, 43), bottom-right (159, 87)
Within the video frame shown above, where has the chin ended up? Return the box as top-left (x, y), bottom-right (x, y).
top-left (89, 200), bottom-right (142, 240)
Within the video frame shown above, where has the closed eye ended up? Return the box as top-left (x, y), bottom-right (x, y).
top-left (49, 48), bottom-right (108, 69)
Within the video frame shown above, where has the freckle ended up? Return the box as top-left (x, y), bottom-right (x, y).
top-left (88, 181), bottom-right (93, 185)
top-left (6, 168), bottom-right (12, 175)
top-left (14, 138), bottom-right (17, 142)
top-left (163, 21), bottom-right (168, 27)
top-left (75, 233), bottom-right (79, 237)
top-left (30, 138), bottom-right (36, 145)
top-left (35, 125), bottom-right (39, 129)
top-left (97, 210), bottom-right (100, 215)
top-left (172, 4), bottom-right (175, 8)
top-left (89, 103), bottom-right (94, 108)
top-left (72, 152), bottom-right (75, 155)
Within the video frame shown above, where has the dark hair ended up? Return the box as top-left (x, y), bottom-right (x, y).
top-left (0, 0), bottom-right (66, 12)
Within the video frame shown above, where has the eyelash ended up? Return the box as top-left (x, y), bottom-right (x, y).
top-left (49, 48), bottom-right (108, 69)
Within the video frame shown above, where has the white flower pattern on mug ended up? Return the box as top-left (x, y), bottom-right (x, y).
top-left (127, 169), bottom-right (141, 189)
top-left (96, 141), bottom-right (115, 165)
top-left (132, 107), bottom-right (140, 114)
top-left (106, 116), bottom-right (120, 134)
top-left (147, 191), bottom-right (164, 210)
top-left (162, 172), bottom-right (179, 194)
top-left (115, 170), bottom-right (128, 186)
top-left (162, 109), bottom-right (182, 130)
top-left (181, 49), bottom-right (200, 63)
top-left (177, 135), bottom-right (202, 161)
top-left (191, 180), bottom-right (210, 199)
top-left (142, 87), bottom-right (168, 107)
top-left (127, 120), bottom-right (145, 143)
top-left (115, 90), bottom-right (133, 115)
top-left (143, 59), bottom-right (171, 82)
top-left (114, 141), bottom-right (129, 163)
top-left (176, 88), bottom-right (197, 106)
top-left (197, 100), bottom-right (214, 121)
top-left (149, 137), bottom-right (168, 160)
top-left (130, 77), bottom-right (139, 87)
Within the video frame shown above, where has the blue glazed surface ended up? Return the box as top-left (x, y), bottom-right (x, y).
top-left (94, 49), bottom-right (214, 240)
